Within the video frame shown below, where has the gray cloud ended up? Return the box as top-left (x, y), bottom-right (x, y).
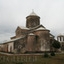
top-left (0, 0), bottom-right (64, 42)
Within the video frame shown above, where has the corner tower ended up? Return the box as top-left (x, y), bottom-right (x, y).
top-left (26, 11), bottom-right (40, 28)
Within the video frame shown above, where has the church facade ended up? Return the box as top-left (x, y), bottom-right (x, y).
top-left (0, 11), bottom-right (54, 53)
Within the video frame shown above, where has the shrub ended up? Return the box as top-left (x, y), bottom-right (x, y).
top-left (50, 52), bottom-right (55, 56)
top-left (52, 40), bottom-right (61, 49)
top-left (44, 52), bottom-right (49, 58)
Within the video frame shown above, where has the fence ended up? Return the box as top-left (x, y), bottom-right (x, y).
top-left (0, 54), bottom-right (42, 63)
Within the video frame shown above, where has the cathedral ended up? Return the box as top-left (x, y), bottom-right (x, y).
top-left (0, 11), bottom-right (54, 53)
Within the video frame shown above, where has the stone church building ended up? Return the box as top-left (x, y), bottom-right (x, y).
top-left (0, 11), bottom-right (54, 53)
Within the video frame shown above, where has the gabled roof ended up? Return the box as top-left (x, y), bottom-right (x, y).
top-left (29, 25), bottom-right (45, 30)
top-left (3, 35), bottom-right (25, 44)
top-left (22, 25), bottom-right (50, 35)
top-left (18, 26), bottom-right (29, 30)
top-left (35, 27), bottom-right (46, 30)
top-left (49, 33), bottom-right (55, 38)
top-left (15, 26), bottom-right (30, 32)
top-left (29, 25), bottom-right (50, 32)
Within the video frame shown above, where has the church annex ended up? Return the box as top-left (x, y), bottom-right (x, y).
top-left (0, 11), bottom-right (54, 53)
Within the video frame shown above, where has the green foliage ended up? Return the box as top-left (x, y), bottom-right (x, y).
top-left (44, 52), bottom-right (49, 58)
top-left (52, 40), bottom-right (61, 49)
top-left (50, 52), bottom-right (55, 56)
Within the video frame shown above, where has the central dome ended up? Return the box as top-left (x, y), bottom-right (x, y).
top-left (26, 11), bottom-right (40, 28)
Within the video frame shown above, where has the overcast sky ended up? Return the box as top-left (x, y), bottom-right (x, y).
top-left (0, 0), bottom-right (64, 43)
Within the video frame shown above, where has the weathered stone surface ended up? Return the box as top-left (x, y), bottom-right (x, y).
top-left (1, 11), bottom-right (54, 53)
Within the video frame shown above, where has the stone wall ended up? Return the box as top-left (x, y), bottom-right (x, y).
top-left (16, 27), bottom-right (28, 37)
top-left (33, 30), bottom-right (50, 51)
top-left (26, 16), bottom-right (40, 28)
top-left (14, 37), bottom-right (27, 53)
top-left (0, 54), bottom-right (42, 62)
top-left (26, 34), bottom-right (36, 52)
top-left (3, 43), bottom-right (8, 52)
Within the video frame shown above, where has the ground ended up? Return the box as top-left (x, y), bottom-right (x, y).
top-left (0, 53), bottom-right (64, 64)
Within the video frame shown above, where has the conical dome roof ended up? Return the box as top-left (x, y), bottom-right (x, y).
top-left (28, 10), bottom-right (39, 17)
top-left (29, 11), bottom-right (38, 16)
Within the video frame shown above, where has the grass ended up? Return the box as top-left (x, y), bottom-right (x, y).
top-left (0, 53), bottom-right (64, 64)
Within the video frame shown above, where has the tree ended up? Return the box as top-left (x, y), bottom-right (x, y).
top-left (52, 39), bottom-right (61, 52)
top-left (50, 40), bottom-right (61, 56)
